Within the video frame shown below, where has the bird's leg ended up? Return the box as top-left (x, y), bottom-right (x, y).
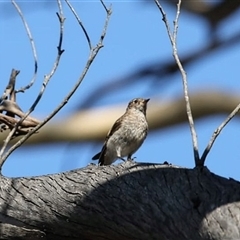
top-left (117, 156), bottom-right (126, 162)
top-left (127, 155), bottom-right (137, 161)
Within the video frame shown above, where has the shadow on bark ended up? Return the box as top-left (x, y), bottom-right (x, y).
top-left (0, 161), bottom-right (239, 240)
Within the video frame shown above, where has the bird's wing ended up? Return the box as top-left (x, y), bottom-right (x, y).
top-left (106, 114), bottom-right (124, 139)
top-left (92, 114), bottom-right (125, 163)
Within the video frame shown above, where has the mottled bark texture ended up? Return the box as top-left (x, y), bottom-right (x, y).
top-left (0, 161), bottom-right (239, 240)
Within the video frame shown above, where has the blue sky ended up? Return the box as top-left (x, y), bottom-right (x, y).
top-left (1, 1), bottom-right (240, 180)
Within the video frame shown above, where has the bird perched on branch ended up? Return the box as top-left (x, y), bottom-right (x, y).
top-left (92, 98), bottom-right (150, 165)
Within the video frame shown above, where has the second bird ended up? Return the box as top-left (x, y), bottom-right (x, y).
top-left (92, 98), bottom-right (150, 165)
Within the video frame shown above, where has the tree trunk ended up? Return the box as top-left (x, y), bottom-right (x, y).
top-left (0, 161), bottom-right (239, 240)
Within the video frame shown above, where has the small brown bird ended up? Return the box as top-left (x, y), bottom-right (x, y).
top-left (92, 98), bottom-right (149, 165)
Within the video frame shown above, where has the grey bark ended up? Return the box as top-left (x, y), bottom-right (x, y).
top-left (0, 161), bottom-right (239, 240)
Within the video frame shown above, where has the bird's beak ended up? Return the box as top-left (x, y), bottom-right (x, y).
top-left (145, 98), bottom-right (150, 103)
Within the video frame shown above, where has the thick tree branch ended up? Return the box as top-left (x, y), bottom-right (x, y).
top-left (0, 161), bottom-right (239, 239)
top-left (0, 90), bottom-right (239, 146)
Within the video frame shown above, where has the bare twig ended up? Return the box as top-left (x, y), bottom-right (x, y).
top-left (11, 0), bottom-right (38, 93)
top-left (154, 1), bottom-right (173, 44)
top-left (65, 0), bottom-right (92, 50)
top-left (0, 0), bottom-right (65, 171)
top-left (154, 0), bottom-right (200, 166)
top-left (173, 0), bottom-right (181, 42)
top-left (0, 70), bottom-right (20, 158)
top-left (0, 100), bottom-right (39, 124)
top-left (16, 2), bottom-right (65, 128)
top-left (0, 130), bottom-right (16, 158)
top-left (0, 70), bottom-right (40, 161)
top-left (0, 69), bottom-right (19, 103)
top-left (100, 0), bottom-right (109, 13)
top-left (0, 113), bottom-right (38, 129)
top-left (0, 0), bottom-right (112, 171)
top-left (0, 0), bottom-right (39, 162)
top-left (201, 103), bottom-right (240, 165)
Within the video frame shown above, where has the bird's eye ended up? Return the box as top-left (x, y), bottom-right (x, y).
top-left (133, 99), bottom-right (138, 104)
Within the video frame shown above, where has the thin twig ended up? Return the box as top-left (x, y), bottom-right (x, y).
top-left (154, 0), bottom-right (200, 166)
top-left (11, 0), bottom-right (38, 93)
top-left (0, 0), bottom-right (39, 163)
top-left (0, 69), bottom-right (19, 103)
top-left (57, 0), bottom-right (63, 14)
top-left (0, 0), bottom-right (65, 171)
top-left (173, 0), bottom-right (181, 43)
top-left (100, 0), bottom-right (109, 13)
top-left (0, 69), bottom-right (20, 158)
top-left (0, 128), bottom-right (16, 158)
top-left (16, 3), bottom-right (65, 126)
top-left (65, 0), bottom-right (92, 50)
top-left (201, 103), bottom-right (240, 164)
top-left (154, 0), bottom-right (173, 45)
top-left (0, 0), bottom-right (112, 171)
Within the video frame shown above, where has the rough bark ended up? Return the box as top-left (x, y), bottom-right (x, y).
top-left (0, 161), bottom-right (239, 240)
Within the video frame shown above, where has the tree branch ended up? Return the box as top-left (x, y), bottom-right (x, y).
top-left (0, 90), bottom-right (237, 146)
top-left (0, 1), bottom-right (65, 170)
top-left (11, 0), bottom-right (38, 94)
top-left (0, 69), bottom-right (19, 103)
top-left (0, 161), bottom-right (239, 239)
top-left (0, 0), bottom-right (112, 168)
top-left (0, 69), bottom-right (40, 164)
top-left (155, 0), bottom-right (200, 166)
top-left (78, 30), bottom-right (240, 110)
top-left (200, 102), bottom-right (240, 164)
top-left (65, 0), bottom-right (92, 49)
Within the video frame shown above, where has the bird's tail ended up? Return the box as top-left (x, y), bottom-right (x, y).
top-left (92, 152), bottom-right (101, 160)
